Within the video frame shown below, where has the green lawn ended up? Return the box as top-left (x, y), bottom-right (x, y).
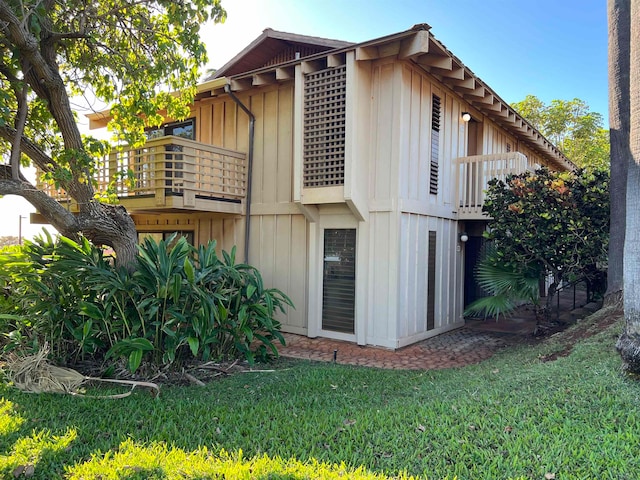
top-left (0, 309), bottom-right (637, 479)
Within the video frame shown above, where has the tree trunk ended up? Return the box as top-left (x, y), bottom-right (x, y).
top-left (606, 0), bottom-right (631, 308)
top-left (0, 1), bottom-right (139, 272)
top-left (617, 0), bottom-right (640, 373)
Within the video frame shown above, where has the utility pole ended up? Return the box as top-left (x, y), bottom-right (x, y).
top-left (18, 215), bottom-right (27, 245)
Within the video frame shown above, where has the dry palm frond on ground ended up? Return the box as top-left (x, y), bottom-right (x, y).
top-left (2, 346), bottom-right (159, 398)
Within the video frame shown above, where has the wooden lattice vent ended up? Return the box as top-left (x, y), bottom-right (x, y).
top-left (303, 64), bottom-right (347, 188)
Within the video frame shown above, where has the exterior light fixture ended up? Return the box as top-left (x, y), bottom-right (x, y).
top-left (461, 112), bottom-right (472, 122)
top-left (459, 232), bottom-right (469, 243)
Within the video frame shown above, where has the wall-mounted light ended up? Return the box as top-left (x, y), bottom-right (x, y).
top-left (461, 112), bottom-right (472, 122)
top-left (459, 232), bottom-right (469, 243)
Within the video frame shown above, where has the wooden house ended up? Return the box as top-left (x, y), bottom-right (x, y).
top-left (67, 25), bottom-right (573, 348)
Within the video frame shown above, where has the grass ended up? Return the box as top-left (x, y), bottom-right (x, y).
top-left (0, 311), bottom-right (638, 479)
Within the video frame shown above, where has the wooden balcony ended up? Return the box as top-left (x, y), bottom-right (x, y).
top-left (41, 136), bottom-right (247, 215)
top-left (457, 152), bottom-right (532, 220)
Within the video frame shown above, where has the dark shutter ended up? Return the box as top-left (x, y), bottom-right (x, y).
top-left (322, 228), bottom-right (356, 333)
top-left (430, 95), bottom-right (441, 195)
top-left (427, 231), bottom-right (437, 330)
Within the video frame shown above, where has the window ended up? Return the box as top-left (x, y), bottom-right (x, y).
top-left (430, 95), bottom-right (441, 195)
top-left (146, 119), bottom-right (195, 140)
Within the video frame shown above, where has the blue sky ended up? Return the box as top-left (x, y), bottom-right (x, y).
top-left (0, 0), bottom-right (608, 238)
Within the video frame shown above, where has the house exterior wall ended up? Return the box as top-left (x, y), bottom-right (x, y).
top-left (365, 61), bottom-right (469, 347)
top-left (127, 46), bottom-right (567, 348)
top-left (188, 83), bottom-right (309, 334)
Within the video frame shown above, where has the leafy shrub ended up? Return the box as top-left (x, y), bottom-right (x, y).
top-left (0, 233), bottom-right (293, 372)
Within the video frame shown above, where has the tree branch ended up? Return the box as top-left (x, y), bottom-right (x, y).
top-left (0, 169), bottom-right (80, 236)
top-left (0, 125), bottom-right (55, 172)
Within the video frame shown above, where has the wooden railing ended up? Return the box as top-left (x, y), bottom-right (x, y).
top-left (41, 136), bottom-right (247, 209)
top-left (457, 152), bottom-right (532, 219)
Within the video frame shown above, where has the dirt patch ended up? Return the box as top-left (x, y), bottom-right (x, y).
top-left (538, 307), bottom-right (622, 362)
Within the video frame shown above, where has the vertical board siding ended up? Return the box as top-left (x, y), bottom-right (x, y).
top-left (188, 83), bottom-right (305, 332)
top-left (395, 64), bottom-right (466, 209)
top-left (194, 84), bottom-right (295, 206)
top-left (396, 213), bottom-right (462, 340)
top-left (367, 211), bottom-right (397, 345)
top-left (249, 213), bottom-right (308, 331)
top-left (370, 62), bottom-right (396, 202)
top-left (277, 86), bottom-right (294, 203)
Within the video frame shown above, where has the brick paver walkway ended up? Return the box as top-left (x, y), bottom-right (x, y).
top-left (279, 327), bottom-right (522, 370)
top-left (279, 292), bottom-right (598, 370)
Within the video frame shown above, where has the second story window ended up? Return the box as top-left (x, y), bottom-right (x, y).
top-left (146, 119), bottom-right (195, 140)
top-left (430, 94), bottom-right (441, 195)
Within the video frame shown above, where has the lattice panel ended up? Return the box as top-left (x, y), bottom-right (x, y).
top-left (303, 65), bottom-right (346, 188)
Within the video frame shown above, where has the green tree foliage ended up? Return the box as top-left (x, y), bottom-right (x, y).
top-left (482, 167), bottom-right (609, 311)
top-left (0, 0), bottom-right (226, 268)
top-left (0, 233), bottom-right (292, 371)
top-left (511, 95), bottom-right (610, 169)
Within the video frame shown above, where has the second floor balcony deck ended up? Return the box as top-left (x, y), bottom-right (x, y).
top-left (42, 136), bottom-right (247, 215)
top-left (457, 152), bottom-right (534, 220)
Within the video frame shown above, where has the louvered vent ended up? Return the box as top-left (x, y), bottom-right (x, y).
top-left (427, 230), bottom-right (437, 330)
top-left (430, 94), bottom-right (441, 195)
top-left (303, 65), bottom-right (346, 187)
top-left (264, 46), bottom-right (325, 66)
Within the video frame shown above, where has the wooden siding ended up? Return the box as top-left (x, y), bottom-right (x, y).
top-left (366, 211), bottom-right (399, 347)
top-left (395, 63), bottom-right (466, 214)
top-left (248, 213), bottom-right (308, 333)
top-left (132, 213), bottom-right (244, 253)
top-left (396, 214), bottom-right (463, 344)
top-left (191, 83), bottom-right (307, 332)
top-left (369, 60), bottom-right (399, 204)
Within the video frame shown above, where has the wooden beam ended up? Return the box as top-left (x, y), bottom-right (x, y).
top-left (275, 67), bottom-right (294, 80)
top-left (416, 54), bottom-right (452, 69)
top-left (327, 53), bottom-right (345, 67)
top-left (471, 93), bottom-right (494, 105)
top-left (432, 66), bottom-right (464, 80)
top-left (428, 38), bottom-right (449, 57)
top-left (252, 73), bottom-right (276, 86)
top-left (356, 45), bottom-right (378, 60)
top-left (378, 41), bottom-right (401, 58)
top-left (301, 59), bottom-right (325, 74)
top-left (464, 86), bottom-right (486, 98)
top-left (398, 30), bottom-right (430, 59)
top-left (230, 78), bottom-right (252, 91)
top-left (484, 101), bottom-right (504, 113)
top-left (444, 76), bottom-right (475, 90)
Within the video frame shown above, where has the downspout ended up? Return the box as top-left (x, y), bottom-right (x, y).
top-left (224, 84), bottom-right (255, 264)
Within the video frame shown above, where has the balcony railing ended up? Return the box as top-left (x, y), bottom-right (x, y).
top-left (41, 136), bottom-right (247, 213)
top-left (457, 152), bottom-right (532, 219)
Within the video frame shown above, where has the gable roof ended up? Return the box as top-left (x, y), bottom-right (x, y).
top-left (212, 24), bottom-right (573, 171)
top-left (211, 28), bottom-right (354, 79)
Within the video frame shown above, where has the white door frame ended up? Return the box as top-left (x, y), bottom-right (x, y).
top-left (308, 214), bottom-right (360, 343)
